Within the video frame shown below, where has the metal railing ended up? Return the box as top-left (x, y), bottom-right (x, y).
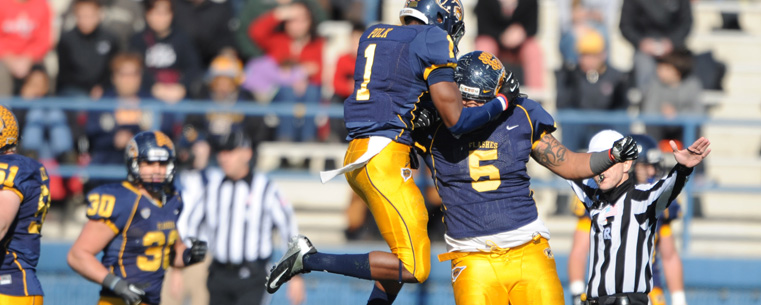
top-left (3, 98), bottom-right (761, 254)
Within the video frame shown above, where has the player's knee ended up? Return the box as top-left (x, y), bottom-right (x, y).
top-left (411, 258), bottom-right (431, 283)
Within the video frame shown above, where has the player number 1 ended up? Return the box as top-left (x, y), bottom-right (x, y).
top-left (356, 44), bottom-right (377, 101)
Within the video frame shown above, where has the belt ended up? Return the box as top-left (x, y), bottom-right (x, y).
top-left (585, 293), bottom-right (648, 305)
top-left (211, 260), bottom-right (266, 270)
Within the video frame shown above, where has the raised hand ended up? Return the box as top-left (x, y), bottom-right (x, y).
top-left (610, 136), bottom-right (639, 162)
top-left (671, 137), bottom-right (711, 168)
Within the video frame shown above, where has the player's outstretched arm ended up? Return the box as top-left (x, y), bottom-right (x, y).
top-left (671, 137), bottom-right (711, 168)
top-left (531, 134), bottom-right (638, 179)
top-left (429, 80), bottom-right (508, 135)
top-left (0, 190), bottom-right (21, 240)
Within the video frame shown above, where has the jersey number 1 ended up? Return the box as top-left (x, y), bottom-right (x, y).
top-left (356, 44), bottom-right (377, 101)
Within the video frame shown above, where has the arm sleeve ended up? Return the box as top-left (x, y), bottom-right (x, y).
top-left (638, 164), bottom-right (693, 215)
top-left (28, 3), bottom-right (53, 61)
top-left (619, 0), bottom-right (643, 47)
top-left (669, 0), bottom-right (693, 48)
top-left (448, 98), bottom-right (506, 135)
top-left (85, 188), bottom-right (133, 234)
top-left (248, 11), bottom-right (280, 54)
top-left (417, 27), bottom-right (457, 84)
top-left (517, 0), bottom-right (539, 38)
top-left (265, 180), bottom-right (298, 248)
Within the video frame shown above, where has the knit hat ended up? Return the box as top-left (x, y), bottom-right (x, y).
top-left (577, 30), bottom-right (605, 54)
top-left (208, 55), bottom-right (244, 84)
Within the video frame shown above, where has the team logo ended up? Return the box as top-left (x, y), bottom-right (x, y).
top-left (478, 52), bottom-right (503, 70)
top-left (154, 131), bottom-right (174, 150)
top-left (141, 207), bottom-right (151, 219)
top-left (401, 168), bottom-right (412, 182)
top-left (451, 266), bottom-right (466, 283)
top-left (544, 248), bottom-right (554, 259)
top-left (127, 139), bottom-right (139, 158)
top-left (435, 0), bottom-right (463, 21)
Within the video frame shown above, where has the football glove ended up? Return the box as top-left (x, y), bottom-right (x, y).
top-left (413, 106), bottom-right (439, 129)
top-left (102, 273), bottom-right (145, 305)
top-left (610, 136), bottom-right (639, 162)
top-left (183, 238), bottom-right (208, 266)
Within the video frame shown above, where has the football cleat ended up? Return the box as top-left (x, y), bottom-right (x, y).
top-left (265, 235), bottom-right (317, 294)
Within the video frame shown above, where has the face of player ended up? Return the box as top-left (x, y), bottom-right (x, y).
top-left (139, 160), bottom-right (168, 183)
top-left (634, 162), bottom-right (657, 184)
top-left (285, 3), bottom-right (311, 39)
top-left (75, 2), bottom-right (101, 35)
top-left (217, 147), bottom-right (253, 178)
top-left (462, 98), bottom-right (486, 108)
top-left (146, 1), bottom-right (173, 35)
top-left (594, 161), bottom-right (632, 191)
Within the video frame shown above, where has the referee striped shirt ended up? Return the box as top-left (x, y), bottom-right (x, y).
top-left (567, 164), bottom-right (693, 298)
top-left (176, 167), bottom-right (297, 264)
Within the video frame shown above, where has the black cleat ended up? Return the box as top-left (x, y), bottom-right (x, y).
top-left (265, 235), bottom-right (317, 294)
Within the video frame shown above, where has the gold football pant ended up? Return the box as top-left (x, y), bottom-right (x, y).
top-left (344, 138), bottom-right (431, 282)
top-left (441, 238), bottom-right (564, 305)
top-left (97, 296), bottom-right (149, 305)
top-left (649, 287), bottom-right (666, 305)
top-left (0, 294), bottom-right (43, 305)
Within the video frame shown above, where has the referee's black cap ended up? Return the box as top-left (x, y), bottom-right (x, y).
top-left (211, 129), bottom-right (253, 151)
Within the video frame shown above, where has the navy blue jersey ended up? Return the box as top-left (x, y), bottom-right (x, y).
top-left (418, 98), bottom-right (556, 238)
top-left (344, 24), bottom-right (457, 146)
top-left (87, 182), bottom-right (182, 305)
top-left (0, 154), bottom-right (50, 297)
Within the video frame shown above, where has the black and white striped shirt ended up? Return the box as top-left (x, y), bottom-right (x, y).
top-left (177, 168), bottom-right (297, 264)
top-left (568, 164), bottom-right (693, 298)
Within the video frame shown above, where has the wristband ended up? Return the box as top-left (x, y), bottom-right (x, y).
top-left (496, 94), bottom-right (508, 110)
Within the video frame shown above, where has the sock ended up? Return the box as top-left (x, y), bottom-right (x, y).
top-left (367, 284), bottom-right (399, 305)
top-left (303, 252), bottom-right (372, 280)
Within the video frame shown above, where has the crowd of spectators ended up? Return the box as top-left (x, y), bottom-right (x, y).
top-left (0, 0), bottom-right (729, 228)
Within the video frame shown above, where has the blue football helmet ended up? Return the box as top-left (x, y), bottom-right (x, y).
top-left (125, 131), bottom-right (176, 193)
top-left (455, 51), bottom-right (514, 103)
top-left (399, 0), bottom-right (465, 51)
top-left (630, 134), bottom-right (661, 165)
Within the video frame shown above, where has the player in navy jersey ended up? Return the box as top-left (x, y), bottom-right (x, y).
top-left (568, 134), bottom-right (687, 305)
top-left (411, 51), bottom-right (638, 305)
top-left (68, 131), bottom-right (207, 305)
top-left (0, 106), bottom-right (51, 305)
top-left (267, 1), bottom-right (514, 304)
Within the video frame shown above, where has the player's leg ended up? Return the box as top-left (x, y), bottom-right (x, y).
top-left (446, 253), bottom-right (508, 305)
top-left (0, 294), bottom-right (43, 305)
top-left (507, 238), bottom-right (565, 305)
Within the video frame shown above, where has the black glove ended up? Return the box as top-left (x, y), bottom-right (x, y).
top-left (413, 106), bottom-right (439, 129)
top-left (183, 238), bottom-right (208, 266)
top-left (610, 136), bottom-right (639, 162)
top-left (102, 273), bottom-right (145, 305)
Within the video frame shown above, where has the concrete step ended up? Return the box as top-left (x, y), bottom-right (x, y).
top-left (699, 192), bottom-right (761, 219)
top-left (701, 125), bottom-right (761, 156)
top-left (723, 65), bottom-right (761, 95)
top-left (704, 157), bottom-right (761, 185)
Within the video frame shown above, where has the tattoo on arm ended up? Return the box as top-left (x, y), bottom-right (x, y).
top-left (534, 134), bottom-right (567, 168)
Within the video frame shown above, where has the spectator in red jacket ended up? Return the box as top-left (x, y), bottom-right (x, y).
top-left (249, 1), bottom-right (324, 142)
top-left (0, 0), bottom-right (52, 96)
top-left (327, 22), bottom-right (363, 142)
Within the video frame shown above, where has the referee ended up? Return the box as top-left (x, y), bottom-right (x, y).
top-left (567, 130), bottom-right (710, 305)
top-left (177, 129), bottom-right (305, 305)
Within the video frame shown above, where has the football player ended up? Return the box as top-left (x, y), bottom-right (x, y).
top-left (567, 134), bottom-right (687, 305)
top-left (0, 106), bottom-right (51, 305)
top-left (267, 1), bottom-right (514, 303)
top-left (68, 131), bottom-right (207, 305)
top-left (412, 51), bottom-right (638, 305)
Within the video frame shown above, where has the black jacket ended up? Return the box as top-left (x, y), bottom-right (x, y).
top-left (619, 0), bottom-right (692, 48)
top-left (555, 65), bottom-right (629, 110)
top-left (57, 26), bottom-right (120, 92)
top-left (474, 0), bottom-right (538, 41)
top-left (129, 28), bottom-right (203, 92)
top-left (172, 0), bottom-right (235, 66)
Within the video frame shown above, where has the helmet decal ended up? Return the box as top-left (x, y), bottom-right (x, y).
top-left (154, 130), bottom-right (174, 150)
top-left (478, 52), bottom-right (503, 70)
top-left (0, 106), bottom-right (19, 151)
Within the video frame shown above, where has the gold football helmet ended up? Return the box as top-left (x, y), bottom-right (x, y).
top-left (0, 106), bottom-right (19, 153)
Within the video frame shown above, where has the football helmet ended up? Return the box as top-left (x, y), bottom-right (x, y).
top-left (400, 0), bottom-right (465, 50)
top-left (455, 51), bottom-right (508, 103)
top-left (0, 106), bottom-right (19, 153)
top-left (125, 131), bottom-right (176, 193)
top-left (630, 134), bottom-right (662, 165)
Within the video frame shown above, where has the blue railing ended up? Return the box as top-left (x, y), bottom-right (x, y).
top-left (3, 98), bottom-right (761, 255)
